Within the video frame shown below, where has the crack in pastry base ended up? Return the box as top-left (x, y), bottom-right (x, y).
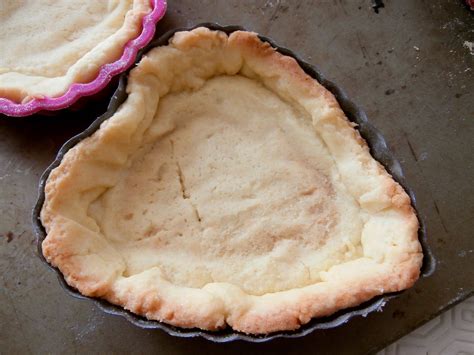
top-left (170, 139), bottom-right (203, 226)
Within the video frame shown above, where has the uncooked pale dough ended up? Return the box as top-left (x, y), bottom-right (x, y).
top-left (91, 75), bottom-right (363, 296)
top-left (0, 0), bottom-right (151, 102)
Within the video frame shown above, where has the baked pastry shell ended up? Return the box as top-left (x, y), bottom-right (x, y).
top-left (0, 0), bottom-right (167, 118)
top-left (32, 23), bottom-right (435, 342)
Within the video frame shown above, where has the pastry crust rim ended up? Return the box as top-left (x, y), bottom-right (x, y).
top-left (39, 27), bottom-right (423, 335)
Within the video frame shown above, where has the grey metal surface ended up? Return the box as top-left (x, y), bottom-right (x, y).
top-left (1, 0), bottom-right (473, 354)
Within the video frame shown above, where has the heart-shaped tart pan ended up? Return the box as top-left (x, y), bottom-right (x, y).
top-left (33, 23), bottom-right (435, 342)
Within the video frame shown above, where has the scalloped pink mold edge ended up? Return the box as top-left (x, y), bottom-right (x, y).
top-left (0, 0), bottom-right (167, 117)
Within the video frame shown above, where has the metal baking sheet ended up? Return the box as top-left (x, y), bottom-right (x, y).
top-left (1, 0), bottom-right (473, 353)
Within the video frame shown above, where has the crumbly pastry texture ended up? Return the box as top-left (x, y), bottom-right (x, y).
top-left (41, 28), bottom-right (423, 334)
top-left (0, 0), bottom-right (151, 103)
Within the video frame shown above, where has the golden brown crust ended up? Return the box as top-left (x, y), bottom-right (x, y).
top-left (41, 28), bottom-right (422, 334)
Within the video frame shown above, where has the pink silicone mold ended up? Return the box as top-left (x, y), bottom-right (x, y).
top-left (0, 0), bottom-right (167, 117)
